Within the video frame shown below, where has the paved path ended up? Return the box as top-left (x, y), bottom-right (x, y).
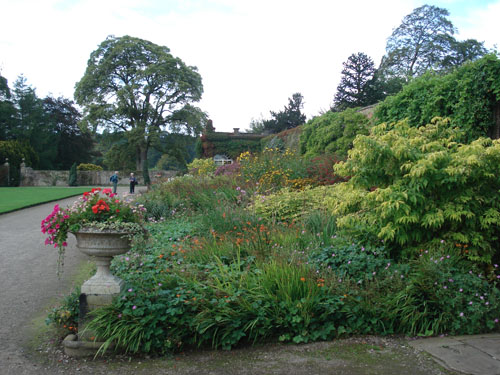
top-left (410, 333), bottom-right (500, 375)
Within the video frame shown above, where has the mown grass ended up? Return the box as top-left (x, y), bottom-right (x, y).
top-left (0, 187), bottom-right (93, 214)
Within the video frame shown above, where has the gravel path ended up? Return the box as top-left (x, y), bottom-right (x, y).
top-left (0, 188), bottom-right (137, 374)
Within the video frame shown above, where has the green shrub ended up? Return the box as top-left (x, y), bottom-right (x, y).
top-left (299, 108), bottom-right (370, 158)
top-left (46, 287), bottom-right (80, 335)
top-left (375, 54), bottom-right (500, 142)
top-left (385, 250), bottom-right (500, 336)
top-left (77, 163), bottom-right (103, 171)
top-left (309, 236), bottom-right (395, 282)
top-left (333, 118), bottom-right (500, 264)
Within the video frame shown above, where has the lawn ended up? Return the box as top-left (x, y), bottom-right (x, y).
top-left (0, 187), bottom-right (93, 214)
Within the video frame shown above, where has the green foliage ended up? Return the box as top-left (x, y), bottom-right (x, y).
top-left (0, 140), bottom-right (38, 186)
top-left (333, 118), bottom-right (500, 264)
top-left (386, 250), bottom-right (500, 336)
top-left (375, 54), bottom-right (500, 141)
top-left (68, 163), bottom-right (77, 186)
top-left (46, 287), bottom-right (80, 335)
top-left (77, 163), bottom-right (103, 171)
top-left (300, 109), bottom-right (370, 158)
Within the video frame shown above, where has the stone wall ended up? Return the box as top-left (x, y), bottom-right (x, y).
top-left (20, 166), bottom-right (176, 187)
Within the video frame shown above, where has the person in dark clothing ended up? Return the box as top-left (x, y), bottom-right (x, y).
top-left (129, 173), bottom-right (137, 194)
top-left (110, 171), bottom-right (119, 194)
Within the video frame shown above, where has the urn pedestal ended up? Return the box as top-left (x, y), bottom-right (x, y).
top-left (63, 230), bottom-right (130, 357)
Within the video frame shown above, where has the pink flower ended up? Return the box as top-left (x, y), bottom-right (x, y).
top-left (132, 305), bottom-right (137, 310)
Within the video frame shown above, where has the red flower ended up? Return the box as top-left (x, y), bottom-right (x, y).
top-left (103, 188), bottom-right (112, 195)
top-left (92, 199), bottom-right (110, 214)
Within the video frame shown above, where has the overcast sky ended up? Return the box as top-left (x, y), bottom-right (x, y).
top-left (1, 0), bottom-right (499, 132)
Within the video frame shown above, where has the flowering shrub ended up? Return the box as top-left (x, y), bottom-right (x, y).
top-left (41, 188), bottom-right (146, 271)
top-left (214, 161), bottom-right (240, 177)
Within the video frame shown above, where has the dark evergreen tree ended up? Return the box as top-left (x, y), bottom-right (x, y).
top-left (0, 75), bottom-right (17, 140)
top-left (263, 93), bottom-right (306, 134)
top-left (42, 96), bottom-right (93, 170)
top-left (332, 52), bottom-right (378, 111)
top-left (68, 162), bottom-right (77, 186)
top-left (12, 76), bottom-right (56, 169)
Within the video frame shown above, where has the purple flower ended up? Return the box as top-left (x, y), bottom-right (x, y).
top-left (132, 305), bottom-right (137, 310)
top-left (128, 288), bottom-right (133, 292)
top-left (459, 312), bottom-right (464, 317)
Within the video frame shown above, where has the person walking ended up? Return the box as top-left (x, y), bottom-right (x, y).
top-left (110, 171), bottom-right (119, 194)
top-left (129, 172), bottom-right (137, 194)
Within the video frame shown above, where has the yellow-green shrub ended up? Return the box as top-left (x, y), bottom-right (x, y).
top-left (187, 158), bottom-right (216, 176)
top-left (251, 185), bottom-right (335, 222)
top-left (331, 118), bottom-right (500, 264)
top-left (77, 163), bottom-right (103, 171)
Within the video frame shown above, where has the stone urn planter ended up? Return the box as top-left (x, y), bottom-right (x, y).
top-left (74, 229), bottom-right (131, 301)
top-left (63, 229), bottom-right (131, 357)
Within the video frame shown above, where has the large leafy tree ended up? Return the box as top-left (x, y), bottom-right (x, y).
top-left (263, 93), bottom-right (306, 134)
top-left (380, 5), bottom-right (488, 82)
top-left (381, 5), bottom-right (456, 80)
top-left (332, 52), bottom-right (378, 111)
top-left (75, 35), bottom-right (206, 170)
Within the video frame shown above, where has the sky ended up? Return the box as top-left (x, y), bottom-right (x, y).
top-left (0, 0), bottom-right (499, 132)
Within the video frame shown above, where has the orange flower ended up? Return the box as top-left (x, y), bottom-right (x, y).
top-left (300, 277), bottom-right (305, 282)
top-left (158, 254), bottom-right (164, 259)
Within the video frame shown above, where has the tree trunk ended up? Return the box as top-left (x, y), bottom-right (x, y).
top-left (136, 146), bottom-right (147, 171)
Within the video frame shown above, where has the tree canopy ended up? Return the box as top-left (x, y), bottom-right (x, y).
top-left (75, 35), bottom-right (206, 170)
top-left (379, 5), bottom-right (488, 82)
